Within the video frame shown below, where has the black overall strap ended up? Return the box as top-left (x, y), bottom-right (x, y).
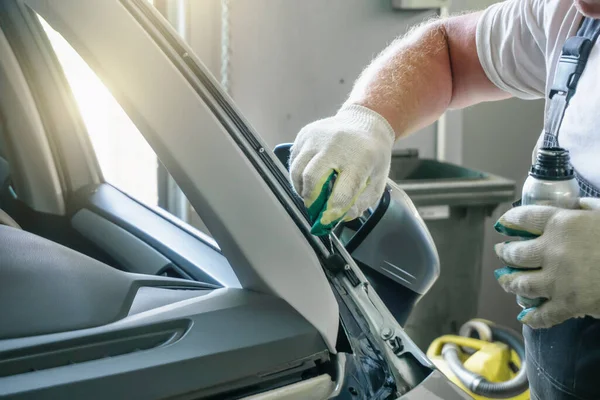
top-left (513, 18), bottom-right (600, 207)
top-left (545, 18), bottom-right (600, 141)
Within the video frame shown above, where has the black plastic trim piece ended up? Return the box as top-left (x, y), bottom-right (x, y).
top-left (359, 265), bottom-right (421, 327)
top-left (345, 187), bottom-right (391, 254)
top-left (344, 267), bottom-right (361, 288)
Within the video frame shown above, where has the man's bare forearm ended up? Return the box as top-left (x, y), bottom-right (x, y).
top-left (344, 12), bottom-right (510, 140)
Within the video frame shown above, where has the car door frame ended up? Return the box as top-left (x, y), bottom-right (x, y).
top-left (15, 0), bottom-right (340, 351)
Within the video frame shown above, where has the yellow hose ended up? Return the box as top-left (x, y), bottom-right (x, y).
top-left (426, 319), bottom-right (530, 400)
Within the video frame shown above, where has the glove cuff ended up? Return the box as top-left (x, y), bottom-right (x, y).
top-left (336, 104), bottom-right (396, 144)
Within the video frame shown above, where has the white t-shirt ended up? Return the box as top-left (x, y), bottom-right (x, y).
top-left (476, 0), bottom-right (600, 190)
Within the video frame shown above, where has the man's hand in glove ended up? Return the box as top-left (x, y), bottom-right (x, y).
top-left (289, 105), bottom-right (395, 236)
top-left (494, 198), bottom-right (600, 329)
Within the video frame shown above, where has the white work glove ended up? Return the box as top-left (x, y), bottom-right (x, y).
top-left (493, 198), bottom-right (600, 329)
top-left (289, 104), bottom-right (395, 236)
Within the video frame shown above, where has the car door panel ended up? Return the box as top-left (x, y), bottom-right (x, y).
top-left (20, 0), bottom-right (340, 349)
top-left (0, 225), bottom-right (330, 399)
top-left (0, 290), bottom-right (329, 400)
top-left (70, 184), bottom-right (239, 287)
top-left (71, 208), bottom-right (178, 277)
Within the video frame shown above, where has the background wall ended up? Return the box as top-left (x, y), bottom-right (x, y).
top-left (188, 0), bottom-right (546, 331)
top-left (190, 0), bottom-right (438, 156)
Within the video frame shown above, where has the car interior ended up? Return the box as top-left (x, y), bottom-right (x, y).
top-left (0, 1), bottom-right (471, 399)
top-left (0, 95), bottom-right (333, 400)
top-left (0, 2), bottom-right (343, 398)
top-left (0, 105), bottom-right (336, 399)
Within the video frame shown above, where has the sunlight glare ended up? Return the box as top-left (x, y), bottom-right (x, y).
top-left (38, 16), bottom-right (158, 207)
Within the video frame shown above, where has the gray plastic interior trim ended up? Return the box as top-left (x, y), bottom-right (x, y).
top-left (0, 225), bottom-right (210, 339)
top-left (127, 286), bottom-right (211, 316)
top-left (21, 0), bottom-right (338, 350)
top-left (0, 223), bottom-right (329, 398)
top-left (0, 224), bottom-right (137, 339)
top-left (0, 26), bottom-right (64, 215)
top-left (72, 208), bottom-right (173, 276)
top-left (79, 185), bottom-right (239, 287)
top-left (0, 288), bottom-right (329, 400)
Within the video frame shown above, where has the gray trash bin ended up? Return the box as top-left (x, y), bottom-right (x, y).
top-left (389, 150), bottom-right (515, 351)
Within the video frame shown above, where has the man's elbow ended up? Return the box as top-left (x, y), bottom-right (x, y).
top-left (441, 11), bottom-right (511, 109)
